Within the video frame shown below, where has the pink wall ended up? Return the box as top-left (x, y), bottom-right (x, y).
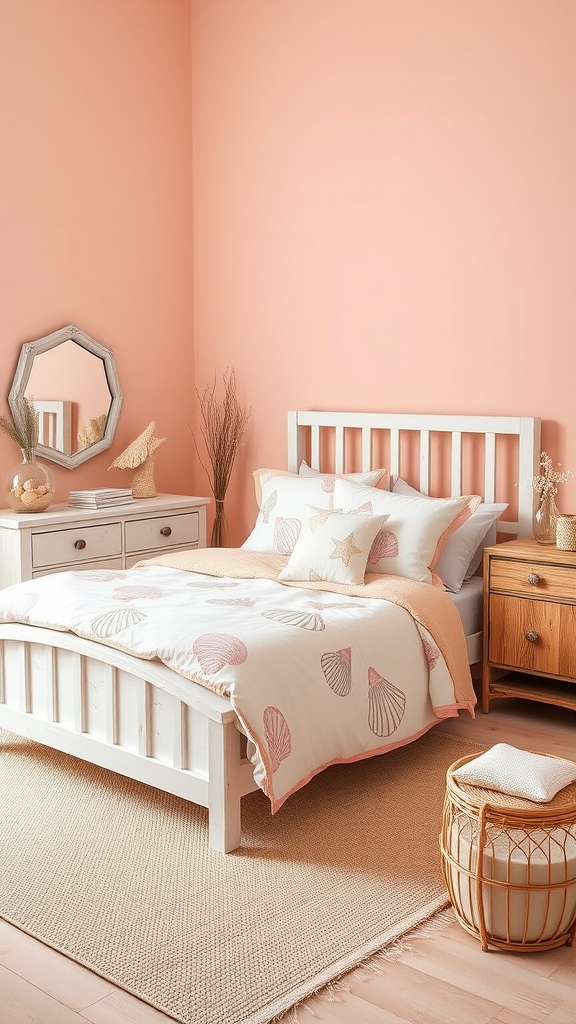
top-left (1, 2), bottom-right (575, 546)
top-left (191, 0), bottom-right (576, 543)
top-left (0, 0), bottom-right (197, 500)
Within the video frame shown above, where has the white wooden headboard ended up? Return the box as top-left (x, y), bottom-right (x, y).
top-left (287, 411), bottom-right (541, 539)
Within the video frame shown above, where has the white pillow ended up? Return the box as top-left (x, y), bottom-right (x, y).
top-left (242, 474), bottom-right (333, 555)
top-left (332, 477), bottom-right (480, 587)
top-left (278, 507), bottom-right (389, 586)
top-left (298, 461), bottom-right (387, 489)
top-left (452, 744), bottom-right (576, 803)
top-left (392, 477), bottom-right (507, 593)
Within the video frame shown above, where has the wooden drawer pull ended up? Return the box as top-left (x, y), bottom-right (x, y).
top-left (525, 629), bottom-right (539, 643)
top-left (527, 572), bottom-right (540, 585)
top-left (74, 539), bottom-right (87, 550)
top-left (160, 526), bottom-right (172, 538)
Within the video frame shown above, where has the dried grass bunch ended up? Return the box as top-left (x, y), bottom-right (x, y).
top-left (0, 396), bottom-right (39, 461)
top-left (193, 369), bottom-right (250, 546)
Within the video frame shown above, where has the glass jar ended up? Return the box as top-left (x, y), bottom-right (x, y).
top-left (5, 451), bottom-right (56, 512)
top-left (533, 491), bottom-right (559, 544)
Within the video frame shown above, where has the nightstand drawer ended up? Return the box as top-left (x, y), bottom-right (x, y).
top-left (125, 512), bottom-right (199, 554)
top-left (489, 594), bottom-right (576, 678)
top-left (32, 523), bottom-right (123, 568)
top-left (490, 558), bottom-right (576, 602)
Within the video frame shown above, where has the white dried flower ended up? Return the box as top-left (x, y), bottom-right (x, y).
top-left (532, 451), bottom-right (573, 500)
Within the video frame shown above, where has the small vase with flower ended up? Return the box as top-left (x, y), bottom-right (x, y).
top-left (532, 452), bottom-right (573, 544)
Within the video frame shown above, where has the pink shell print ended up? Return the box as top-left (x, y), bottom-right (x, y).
top-left (367, 667), bottom-right (406, 737)
top-left (3, 591), bottom-right (38, 622)
top-left (91, 607), bottom-right (147, 638)
top-left (263, 706), bottom-right (292, 772)
top-left (262, 608), bottom-right (325, 631)
top-left (422, 637), bottom-right (441, 670)
top-left (321, 647), bottom-right (352, 696)
top-left (368, 529), bottom-right (398, 564)
top-left (206, 597), bottom-right (257, 607)
top-left (193, 632), bottom-right (248, 674)
top-left (321, 475), bottom-right (336, 493)
top-left (273, 517), bottom-right (301, 555)
top-left (260, 490), bottom-right (278, 524)
top-left (112, 585), bottom-right (164, 602)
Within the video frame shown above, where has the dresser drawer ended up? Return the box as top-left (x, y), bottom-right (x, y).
top-left (489, 558), bottom-right (576, 602)
top-left (32, 523), bottom-right (123, 569)
top-left (125, 512), bottom-right (199, 554)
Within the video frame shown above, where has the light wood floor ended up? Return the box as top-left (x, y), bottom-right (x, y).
top-left (1, 689), bottom-right (575, 1024)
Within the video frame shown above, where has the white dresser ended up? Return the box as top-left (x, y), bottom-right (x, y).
top-left (0, 493), bottom-right (211, 589)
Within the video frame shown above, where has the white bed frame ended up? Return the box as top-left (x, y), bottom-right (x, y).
top-left (0, 411), bottom-right (540, 852)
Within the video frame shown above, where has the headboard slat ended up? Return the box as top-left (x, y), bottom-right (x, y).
top-left (484, 433), bottom-right (497, 503)
top-left (450, 432), bottom-right (463, 496)
top-left (418, 430), bottom-right (431, 494)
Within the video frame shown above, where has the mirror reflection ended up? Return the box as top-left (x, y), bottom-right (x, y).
top-left (8, 325), bottom-right (123, 469)
top-left (25, 341), bottom-right (113, 455)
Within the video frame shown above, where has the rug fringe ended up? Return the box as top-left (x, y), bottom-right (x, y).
top-left (272, 903), bottom-right (456, 1022)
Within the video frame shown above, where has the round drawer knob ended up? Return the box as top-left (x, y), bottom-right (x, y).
top-left (160, 526), bottom-right (172, 538)
top-left (74, 539), bottom-right (86, 550)
top-left (525, 630), bottom-right (539, 643)
top-left (527, 572), bottom-right (540, 585)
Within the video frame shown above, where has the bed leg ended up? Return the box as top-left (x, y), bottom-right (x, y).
top-left (207, 718), bottom-right (242, 853)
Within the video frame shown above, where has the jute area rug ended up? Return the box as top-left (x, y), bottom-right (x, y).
top-left (0, 728), bottom-right (482, 1024)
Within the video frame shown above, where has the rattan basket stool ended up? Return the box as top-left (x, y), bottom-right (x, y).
top-left (440, 753), bottom-right (576, 952)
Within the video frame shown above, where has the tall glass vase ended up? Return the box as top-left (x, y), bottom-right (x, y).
top-left (533, 492), bottom-right (559, 545)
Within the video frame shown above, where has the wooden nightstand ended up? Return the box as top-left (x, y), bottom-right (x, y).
top-left (482, 538), bottom-right (576, 713)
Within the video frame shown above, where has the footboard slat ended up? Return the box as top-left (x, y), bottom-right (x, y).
top-left (105, 666), bottom-right (118, 745)
top-left (137, 679), bottom-right (149, 758)
top-left (20, 644), bottom-right (31, 713)
top-left (46, 645), bottom-right (57, 723)
top-left (73, 652), bottom-right (86, 733)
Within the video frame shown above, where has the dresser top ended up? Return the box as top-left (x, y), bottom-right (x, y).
top-left (0, 493), bottom-right (211, 530)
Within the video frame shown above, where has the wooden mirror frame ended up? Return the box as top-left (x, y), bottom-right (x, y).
top-left (8, 324), bottom-right (123, 469)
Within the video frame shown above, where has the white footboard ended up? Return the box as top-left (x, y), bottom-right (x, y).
top-left (0, 624), bottom-right (258, 852)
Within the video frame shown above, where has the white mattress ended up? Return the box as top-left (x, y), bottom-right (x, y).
top-left (447, 575), bottom-right (483, 638)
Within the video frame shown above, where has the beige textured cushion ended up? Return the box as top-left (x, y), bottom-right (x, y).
top-left (278, 507), bottom-right (389, 586)
top-left (452, 744), bottom-right (576, 803)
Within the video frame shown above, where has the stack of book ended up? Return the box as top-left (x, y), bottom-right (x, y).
top-left (68, 488), bottom-right (134, 509)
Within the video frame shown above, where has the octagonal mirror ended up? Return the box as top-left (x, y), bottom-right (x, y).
top-left (8, 324), bottom-right (123, 469)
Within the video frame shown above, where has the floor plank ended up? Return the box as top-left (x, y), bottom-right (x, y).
top-left (80, 990), bottom-right (178, 1024)
top-left (0, 918), bottom-right (115, 1012)
top-left (0, 963), bottom-right (88, 1024)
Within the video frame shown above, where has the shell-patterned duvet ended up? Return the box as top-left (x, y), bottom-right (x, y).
top-left (0, 548), bottom-right (476, 811)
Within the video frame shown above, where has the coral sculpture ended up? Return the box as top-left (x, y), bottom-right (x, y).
top-left (77, 413), bottom-right (107, 450)
top-left (108, 422), bottom-right (166, 498)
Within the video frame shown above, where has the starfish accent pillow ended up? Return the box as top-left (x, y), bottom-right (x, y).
top-left (278, 506), bottom-right (389, 586)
